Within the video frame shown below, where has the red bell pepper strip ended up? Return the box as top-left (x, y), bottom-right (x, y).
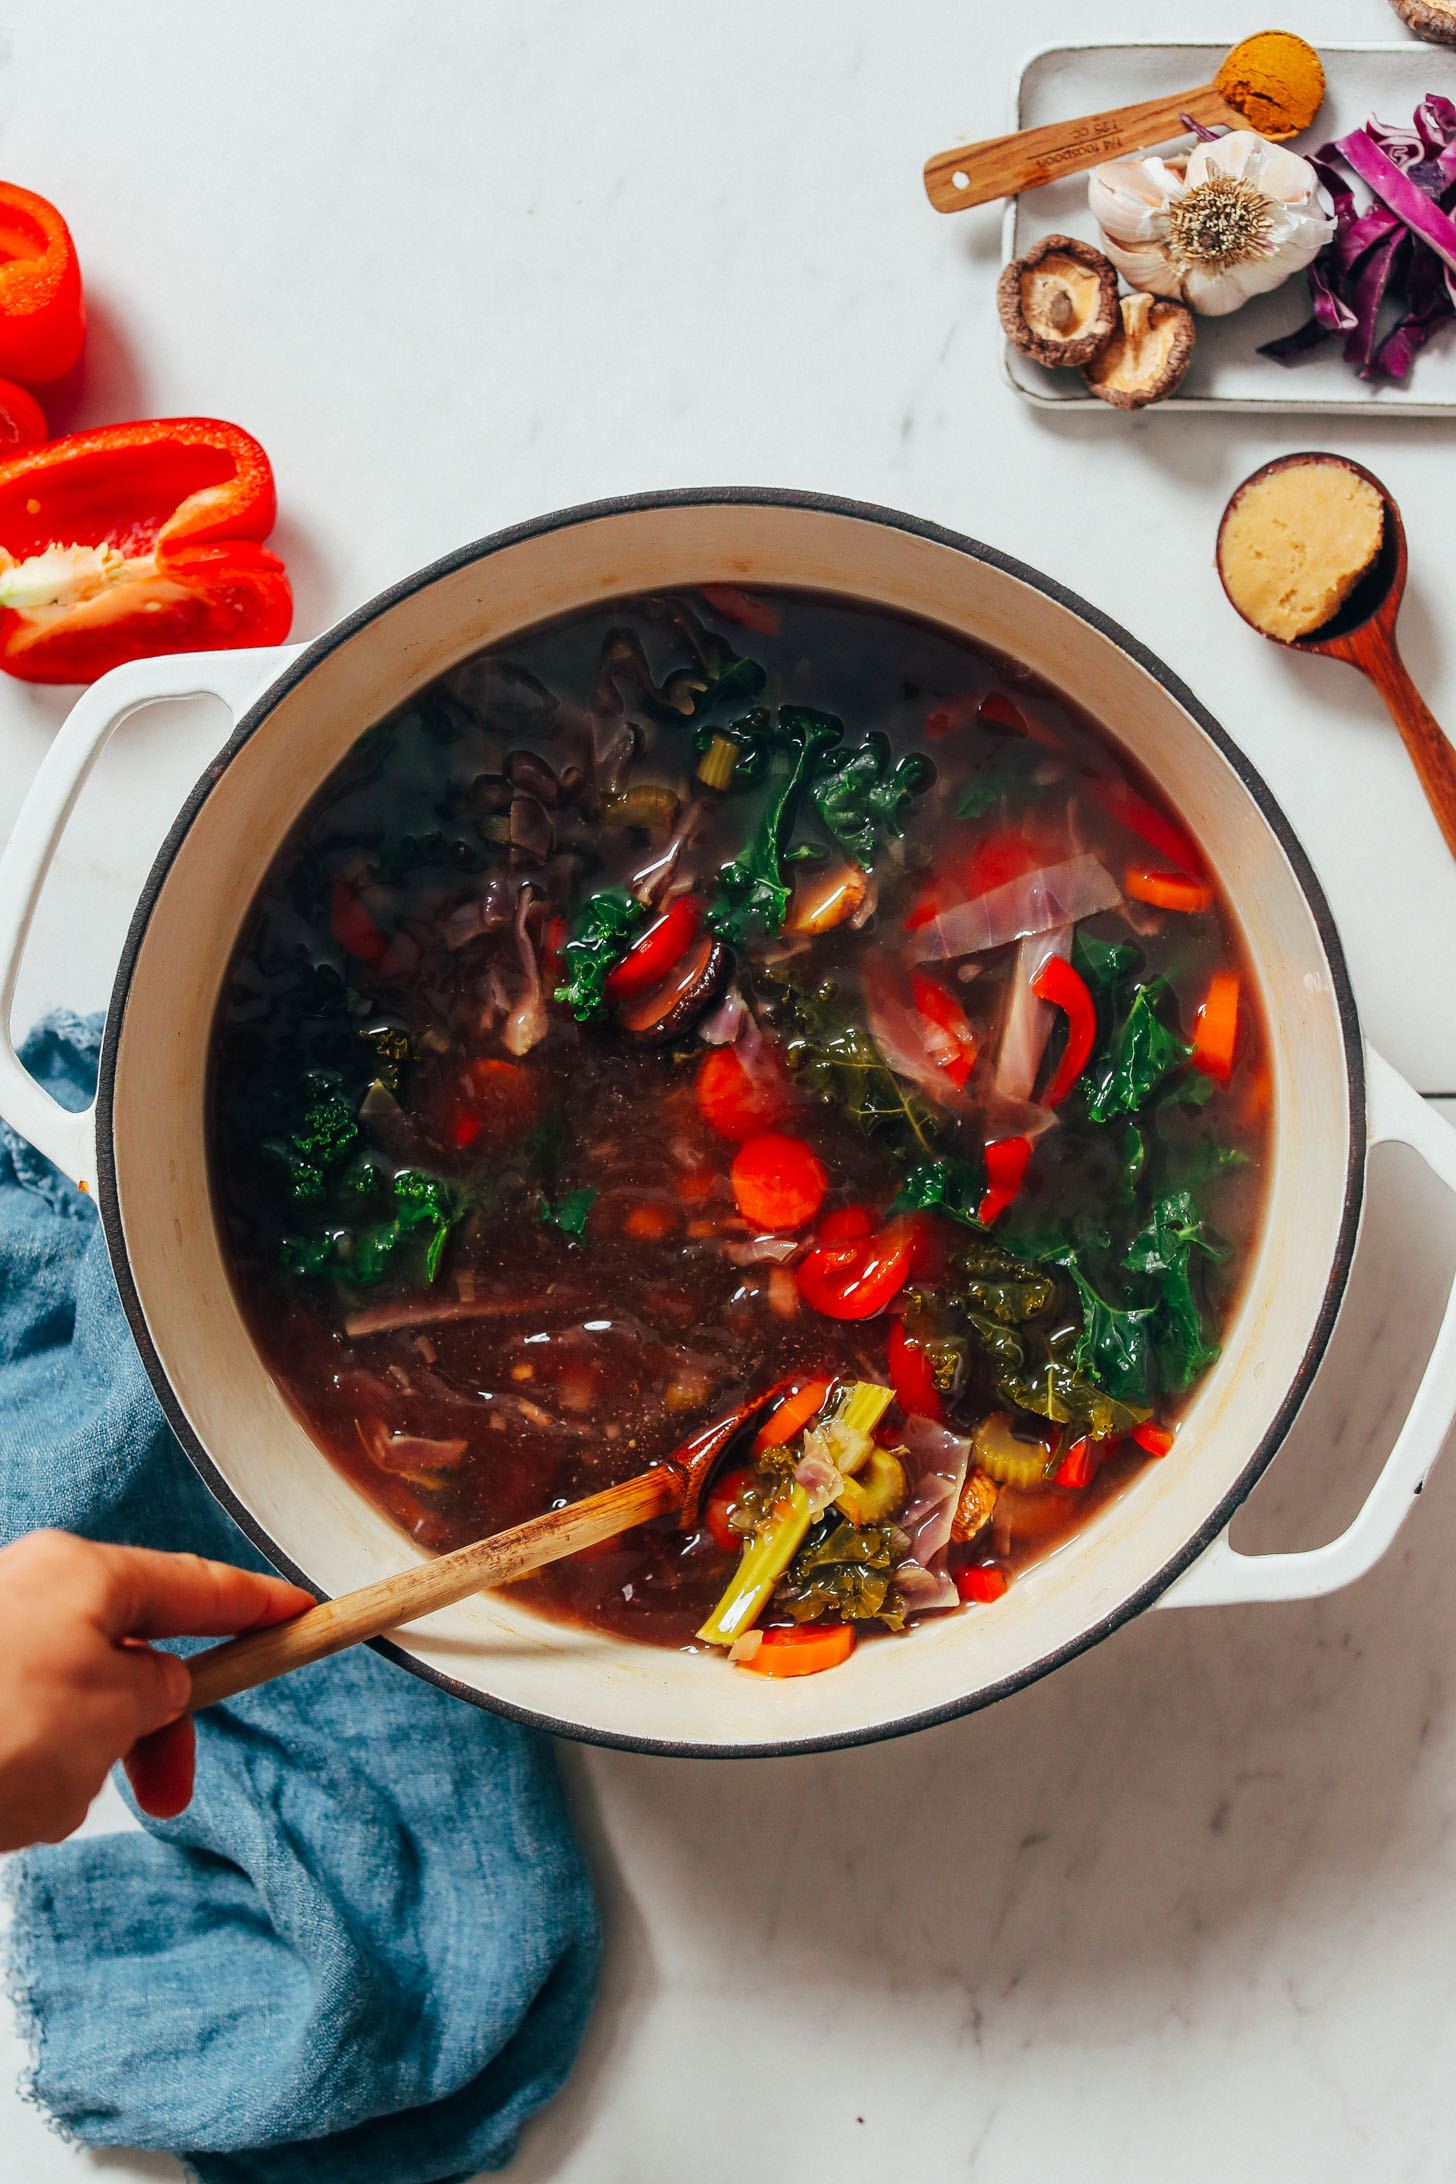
top-left (797, 1217), bottom-right (914, 1321)
top-left (888, 1317), bottom-right (943, 1422)
top-left (1130, 1421), bottom-right (1174, 1457)
top-left (1088, 777), bottom-right (1202, 878)
top-left (0, 182), bottom-right (84, 386)
top-left (604, 895), bottom-right (703, 1000)
top-left (704, 1466), bottom-right (753, 1553)
top-left (0, 418), bottom-right (292, 683)
top-left (1032, 954), bottom-right (1096, 1108)
top-left (978, 690), bottom-right (1064, 751)
top-left (978, 1136), bottom-right (1031, 1225)
top-left (1054, 1435), bottom-right (1097, 1488)
top-left (699, 584), bottom-right (780, 635)
top-left (330, 877), bottom-right (389, 964)
top-left (911, 971), bottom-right (978, 1089)
top-left (954, 1564), bottom-right (1008, 1604)
top-left (0, 377), bottom-right (45, 454)
top-left (1192, 970), bottom-right (1240, 1083)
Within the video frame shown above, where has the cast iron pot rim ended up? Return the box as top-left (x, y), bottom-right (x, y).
top-left (93, 485), bottom-right (1366, 1760)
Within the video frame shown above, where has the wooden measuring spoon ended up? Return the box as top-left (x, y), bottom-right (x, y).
top-left (1217, 454), bottom-right (1456, 864)
top-left (923, 31), bottom-right (1322, 213)
top-left (186, 1385), bottom-right (786, 1711)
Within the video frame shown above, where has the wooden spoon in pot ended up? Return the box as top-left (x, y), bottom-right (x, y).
top-left (1217, 454), bottom-right (1456, 864)
top-left (185, 1385), bottom-right (785, 1712)
top-left (923, 31), bottom-right (1322, 213)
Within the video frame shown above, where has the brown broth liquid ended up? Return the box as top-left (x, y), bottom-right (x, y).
top-left (210, 589), bottom-right (1269, 1650)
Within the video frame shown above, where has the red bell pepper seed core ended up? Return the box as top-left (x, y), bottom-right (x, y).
top-left (0, 376), bottom-right (45, 453)
top-left (1032, 954), bottom-right (1097, 1108)
top-left (955, 1564), bottom-right (1009, 1604)
top-left (1192, 970), bottom-right (1240, 1083)
top-left (699, 584), bottom-right (781, 636)
top-left (730, 1133), bottom-right (828, 1232)
top-left (1131, 1421), bottom-right (1175, 1457)
top-left (743, 1622), bottom-right (855, 1675)
top-left (1124, 867), bottom-right (1215, 914)
top-left (888, 1317), bottom-right (944, 1422)
top-left (604, 895), bottom-right (703, 1000)
top-left (911, 971), bottom-right (977, 1089)
top-left (797, 1218), bottom-right (914, 1321)
top-left (330, 877), bottom-right (389, 964)
top-left (816, 1204), bottom-right (875, 1246)
top-left (1090, 777), bottom-right (1203, 878)
top-left (0, 181), bottom-right (85, 386)
top-left (977, 1135), bottom-right (1031, 1226)
top-left (695, 1042), bottom-right (791, 1142)
top-left (1054, 1436), bottom-right (1097, 1489)
top-left (704, 1465), bottom-right (752, 1553)
top-left (0, 417), bottom-right (291, 684)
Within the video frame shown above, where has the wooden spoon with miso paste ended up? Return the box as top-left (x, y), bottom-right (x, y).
top-left (1217, 454), bottom-right (1456, 864)
top-left (923, 31), bottom-right (1324, 213)
top-left (185, 1384), bottom-right (787, 1711)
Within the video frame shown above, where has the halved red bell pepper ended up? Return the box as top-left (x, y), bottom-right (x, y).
top-left (0, 182), bottom-right (84, 386)
top-left (0, 418), bottom-right (292, 683)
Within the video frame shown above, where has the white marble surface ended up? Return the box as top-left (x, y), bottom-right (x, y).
top-left (5, 3), bottom-right (1456, 2178)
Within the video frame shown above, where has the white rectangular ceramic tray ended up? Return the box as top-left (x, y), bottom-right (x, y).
top-left (1002, 40), bottom-right (1456, 414)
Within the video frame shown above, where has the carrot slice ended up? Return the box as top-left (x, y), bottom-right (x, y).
top-left (753, 1374), bottom-right (835, 1454)
top-left (696, 1043), bottom-right (791, 1142)
top-left (1124, 867), bottom-right (1215, 913)
top-left (730, 1133), bottom-right (828, 1232)
top-left (1192, 970), bottom-right (1240, 1083)
top-left (742, 1622), bottom-right (855, 1676)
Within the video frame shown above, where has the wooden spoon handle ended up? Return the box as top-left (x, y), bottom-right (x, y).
top-left (1344, 622), bottom-right (1456, 863)
top-left (186, 1464), bottom-right (680, 1712)
top-left (923, 82), bottom-right (1242, 212)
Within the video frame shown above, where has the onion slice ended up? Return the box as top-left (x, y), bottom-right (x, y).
top-left (914, 855), bottom-right (1120, 961)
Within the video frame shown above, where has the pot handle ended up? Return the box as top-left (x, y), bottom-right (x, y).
top-left (1157, 1046), bottom-right (1456, 1610)
top-left (0, 644), bottom-right (303, 1195)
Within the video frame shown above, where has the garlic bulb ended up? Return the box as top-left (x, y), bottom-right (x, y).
top-left (1087, 130), bottom-right (1333, 316)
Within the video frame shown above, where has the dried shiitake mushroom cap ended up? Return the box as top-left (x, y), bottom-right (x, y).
top-left (1081, 292), bottom-right (1195, 410)
top-left (997, 234), bottom-right (1120, 369)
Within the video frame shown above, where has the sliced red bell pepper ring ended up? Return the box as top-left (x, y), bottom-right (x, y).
top-left (978, 1136), bottom-right (1031, 1225)
top-left (888, 1316), bottom-right (943, 1422)
top-left (0, 182), bottom-right (84, 386)
top-left (0, 418), bottom-right (292, 683)
top-left (1032, 954), bottom-right (1096, 1108)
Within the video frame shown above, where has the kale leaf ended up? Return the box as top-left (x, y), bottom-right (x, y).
top-left (540, 1187), bottom-right (597, 1241)
top-left (281, 1166), bottom-right (462, 1287)
top-left (1122, 1187), bottom-right (1227, 1391)
top-left (811, 732), bottom-right (933, 865)
top-left (554, 888), bottom-right (646, 1021)
top-left (262, 1071), bottom-right (359, 1203)
top-left (1083, 978), bottom-right (1193, 1123)
top-left (955, 739), bottom-right (1049, 821)
top-left (707, 707), bottom-right (844, 947)
top-left (774, 1518), bottom-right (911, 1630)
top-left (888, 1152), bottom-right (987, 1226)
top-left (762, 973), bottom-right (945, 1165)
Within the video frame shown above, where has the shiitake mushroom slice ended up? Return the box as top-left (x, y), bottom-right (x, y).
top-left (997, 234), bottom-right (1119, 369)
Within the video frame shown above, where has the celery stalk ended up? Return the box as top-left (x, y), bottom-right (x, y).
top-left (697, 1382), bottom-right (893, 1648)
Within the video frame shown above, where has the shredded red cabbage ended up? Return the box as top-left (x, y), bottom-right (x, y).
top-left (1259, 96), bottom-right (1456, 382)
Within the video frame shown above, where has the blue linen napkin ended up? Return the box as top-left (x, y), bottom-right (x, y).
top-left (0, 1012), bottom-right (599, 2184)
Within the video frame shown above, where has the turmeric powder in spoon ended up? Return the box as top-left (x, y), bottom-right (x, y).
top-left (1214, 32), bottom-right (1325, 141)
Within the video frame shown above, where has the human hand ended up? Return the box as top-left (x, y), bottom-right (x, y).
top-left (0, 1530), bottom-right (314, 1852)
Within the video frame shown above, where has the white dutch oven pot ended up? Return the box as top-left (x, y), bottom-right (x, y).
top-left (2, 491), bottom-right (1454, 1757)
